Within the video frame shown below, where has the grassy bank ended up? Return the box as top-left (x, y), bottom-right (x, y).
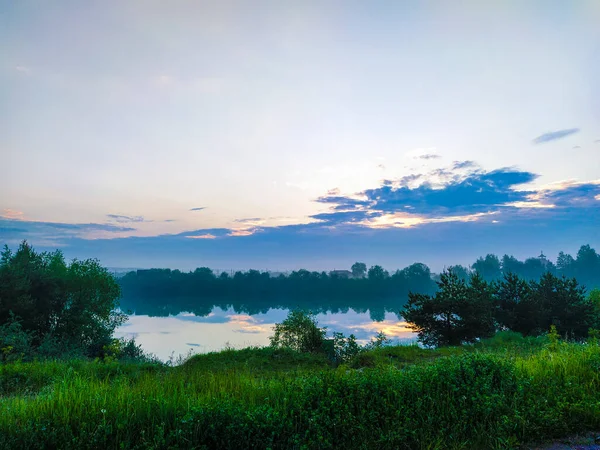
top-left (1, 335), bottom-right (599, 449)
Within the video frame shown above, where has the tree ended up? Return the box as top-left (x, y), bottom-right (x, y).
top-left (472, 254), bottom-right (502, 282)
top-left (402, 269), bottom-right (494, 347)
top-left (269, 310), bottom-right (326, 353)
top-left (447, 265), bottom-right (471, 282)
top-left (501, 255), bottom-right (523, 277)
top-left (494, 273), bottom-right (538, 335)
top-left (351, 262), bottom-right (367, 279)
top-left (530, 273), bottom-right (597, 339)
top-left (556, 251), bottom-right (575, 275)
top-left (574, 244), bottom-right (600, 289)
top-left (368, 265), bottom-right (389, 281)
top-left (0, 241), bottom-right (125, 357)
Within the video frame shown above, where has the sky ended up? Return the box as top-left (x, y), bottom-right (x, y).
top-left (1, 1), bottom-right (599, 271)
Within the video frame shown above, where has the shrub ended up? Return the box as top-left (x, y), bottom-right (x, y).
top-left (269, 310), bottom-right (326, 353)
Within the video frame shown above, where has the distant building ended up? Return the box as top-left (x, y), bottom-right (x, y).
top-left (330, 270), bottom-right (353, 279)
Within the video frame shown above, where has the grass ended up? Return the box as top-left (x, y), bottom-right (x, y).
top-left (0, 334), bottom-right (599, 449)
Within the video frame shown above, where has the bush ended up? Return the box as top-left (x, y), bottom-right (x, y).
top-left (0, 315), bottom-right (34, 362)
top-left (269, 310), bottom-right (326, 353)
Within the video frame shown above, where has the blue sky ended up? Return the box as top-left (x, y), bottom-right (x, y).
top-left (1, 1), bottom-right (599, 271)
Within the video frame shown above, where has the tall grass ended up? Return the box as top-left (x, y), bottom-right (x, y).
top-left (1, 339), bottom-right (599, 449)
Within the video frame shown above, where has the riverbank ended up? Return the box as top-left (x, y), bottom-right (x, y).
top-left (1, 335), bottom-right (599, 449)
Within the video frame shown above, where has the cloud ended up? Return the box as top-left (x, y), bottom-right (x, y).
top-left (532, 128), bottom-right (580, 144)
top-left (377, 163), bottom-right (386, 169)
top-left (1, 209), bottom-right (25, 220)
top-left (190, 207), bottom-right (206, 211)
top-left (315, 195), bottom-right (372, 211)
top-left (232, 328), bottom-right (265, 334)
top-left (452, 160), bottom-right (477, 170)
top-left (234, 218), bottom-right (263, 225)
top-left (178, 228), bottom-right (231, 238)
top-left (317, 165), bottom-right (537, 217)
top-left (40, 177), bottom-right (599, 273)
top-left (311, 210), bottom-right (377, 226)
top-left (418, 154), bottom-right (441, 160)
top-left (404, 147), bottom-right (438, 159)
top-left (0, 217), bottom-right (136, 246)
top-left (107, 214), bottom-right (147, 223)
top-left (4, 160), bottom-right (600, 273)
top-left (572, 146), bottom-right (581, 150)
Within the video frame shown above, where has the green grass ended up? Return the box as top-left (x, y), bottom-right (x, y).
top-left (1, 336), bottom-right (599, 449)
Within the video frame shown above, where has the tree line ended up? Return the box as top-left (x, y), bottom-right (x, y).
top-left (118, 244), bottom-right (600, 317)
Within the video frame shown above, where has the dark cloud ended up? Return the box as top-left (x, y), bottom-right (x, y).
top-left (354, 168), bottom-right (538, 215)
top-left (186, 343), bottom-right (201, 347)
top-left (314, 195), bottom-right (372, 211)
top-left (190, 207), bottom-right (206, 211)
top-left (452, 160), bottom-right (477, 170)
top-left (107, 214), bottom-right (147, 223)
top-left (532, 128), bottom-right (580, 144)
top-left (177, 228), bottom-right (231, 238)
top-left (418, 154), bottom-right (441, 160)
top-left (539, 183), bottom-right (600, 207)
top-left (311, 210), bottom-right (376, 226)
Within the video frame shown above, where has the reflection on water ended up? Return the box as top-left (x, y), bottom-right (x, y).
top-left (115, 307), bottom-right (416, 361)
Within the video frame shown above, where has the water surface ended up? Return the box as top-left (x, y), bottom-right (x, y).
top-left (115, 306), bottom-right (415, 361)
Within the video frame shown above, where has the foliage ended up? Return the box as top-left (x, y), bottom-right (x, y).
top-left (269, 310), bottom-right (326, 353)
top-left (0, 314), bottom-right (34, 362)
top-left (0, 241), bottom-right (127, 359)
top-left (472, 253), bottom-right (502, 281)
top-left (350, 261), bottom-right (367, 278)
top-left (402, 269), bottom-right (495, 347)
top-left (1, 341), bottom-right (600, 449)
top-left (405, 268), bottom-right (599, 347)
top-left (331, 331), bottom-right (361, 363)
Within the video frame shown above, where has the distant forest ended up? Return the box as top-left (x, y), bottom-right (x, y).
top-left (119, 244), bottom-right (600, 319)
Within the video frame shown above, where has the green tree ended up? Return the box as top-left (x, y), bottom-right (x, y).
top-left (351, 262), bottom-right (367, 278)
top-left (269, 310), bottom-right (326, 353)
top-left (402, 269), bottom-right (494, 347)
top-left (530, 273), bottom-right (597, 339)
top-left (0, 241), bottom-right (125, 357)
top-left (494, 272), bottom-right (538, 335)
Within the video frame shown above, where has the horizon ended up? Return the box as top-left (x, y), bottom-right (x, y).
top-left (2, 1), bottom-right (599, 269)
